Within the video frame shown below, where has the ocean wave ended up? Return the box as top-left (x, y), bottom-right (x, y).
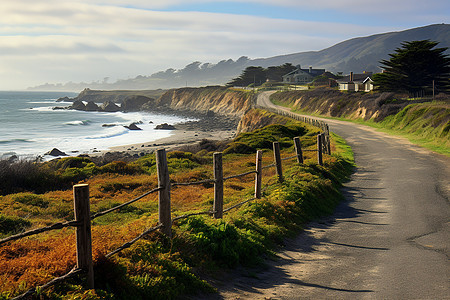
top-left (0, 138), bottom-right (31, 144)
top-left (22, 106), bottom-right (53, 112)
top-left (64, 120), bottom-right (92, 126)
top-left (85, 127), bottom-right (128, 140)
top-left (28, 101), bottom-right (57, 104)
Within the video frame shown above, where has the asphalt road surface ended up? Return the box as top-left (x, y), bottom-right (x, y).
top-left (212, 92), bottom-right (450, 299)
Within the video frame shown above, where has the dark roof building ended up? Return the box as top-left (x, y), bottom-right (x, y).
top-left (282, 65), bottom-right (326, 84)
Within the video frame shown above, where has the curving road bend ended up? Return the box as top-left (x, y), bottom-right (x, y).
top-left (215, 91), bottom-right (450, 299)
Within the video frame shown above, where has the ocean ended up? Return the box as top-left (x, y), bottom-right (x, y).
top-left (0, 91), bottom-right (192, 159)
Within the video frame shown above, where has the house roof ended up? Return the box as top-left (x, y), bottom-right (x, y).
top-left (337, 72), bottom-right (373, 83)
top-left (283, 66), bottom-right (326, 78)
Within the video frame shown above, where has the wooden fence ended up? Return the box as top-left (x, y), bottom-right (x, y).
top-left (1, 123), bottom-right (331, 300)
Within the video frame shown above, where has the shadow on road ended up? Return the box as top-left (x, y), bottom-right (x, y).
top-left (194, 177), bottom-right (386, 299)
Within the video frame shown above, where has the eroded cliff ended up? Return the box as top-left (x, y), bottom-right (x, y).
top-left (156, 86), bottom-right (253, 116)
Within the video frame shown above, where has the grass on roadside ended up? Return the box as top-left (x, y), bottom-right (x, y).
top-left (0, 115), bottom-right (354, 299)
top-left (271, 92), bottom-right (449, 156)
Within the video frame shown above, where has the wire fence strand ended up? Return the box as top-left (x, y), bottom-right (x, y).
top-left (171, 179), bottom-right (215, 187)
top-left (12, 267), bottom-right (83, 300)
top-left (223, 170), bottom-right (256, 181)
top-left (105, 223), bottom-right (164, 258)
top-left (91, 187), bottom-right (162, 220)
top-left (262, 163), bottom-right (276, 170)
top-left (223, 197), bottom-right (257, 213)
top-left (0, 220), bottom-right (80, 246)
top-left (281, 154), bottom-right (299, 161)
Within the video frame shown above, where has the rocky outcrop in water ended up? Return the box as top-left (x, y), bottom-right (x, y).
top-left (100, 101), bottom-right (121, 112)
top-left (85, 101), bottom-right (99, 111)
top-left (45, 148), bottom-right (68, 156)
top-left (70, 100), bottom-right (86, 110)
top-left (155, 123), bottom-right (176, 130)
top-left (124, 123), bottom-right (142, 130)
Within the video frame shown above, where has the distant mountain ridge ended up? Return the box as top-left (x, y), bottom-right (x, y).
top-left (29, 24), bottom-right (450, 91)
top-left (252, 23), bottom-right (450, 73)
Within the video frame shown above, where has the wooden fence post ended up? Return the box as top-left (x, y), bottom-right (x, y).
top-left (156, 149), bottom-right (171, 237)
top-left (320, 133), bottom-right (325, 155)
top-left (325, 125), bottom-right (331, 155)
top-left (73, 184), bottom-right (94, 289)
top-left (273, 142), bottom-right (283, 183)
top-left (255, 150), bottom-right (262, 199)
top-left (317, 134), bottom-right (323, 166)
top-left (293, 137), bottom-right (303, 164)
top-left (325, 133), bottom-right (331, 155)
top-left (213, 152), bottom-right (224, 219)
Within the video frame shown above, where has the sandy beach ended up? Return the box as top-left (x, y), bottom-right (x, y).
top-left (91, 114), bottom-right (240, 162)
top-left (109, 128), bottom-right (236, 153)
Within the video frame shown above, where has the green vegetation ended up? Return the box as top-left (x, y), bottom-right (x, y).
top-left (373, 40), bottom-right (450, 95)
top-left (227, 64), bottom-right (296, 87)
top-left (0, 214), bottom-right (31, 237)
top-left (270, 88), bottom-right (449, 156)
top-left (377, 102), bottom-right (450, 154)
top-left (224, 123), bottom-right (313, 154)
top-left (0, 115), bottom-right (354, 299)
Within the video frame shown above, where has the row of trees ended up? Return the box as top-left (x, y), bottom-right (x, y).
top-left (227, 40), bottom-right (449, 95)
top-left (227, 63), bottom-right (296, 87)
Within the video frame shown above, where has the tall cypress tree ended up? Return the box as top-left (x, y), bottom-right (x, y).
top-left (373, 40), bottom-right (450, 95)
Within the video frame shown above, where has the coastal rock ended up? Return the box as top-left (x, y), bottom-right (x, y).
top-left (85, 101), bottom-right (99, 111)
top-left (155, 123), bottom-right (176, 130)
top-left (70, 100), bottom-right (86, 111)
top-left (56, 96), bottom-right (71, 102)
top-left (45, 148), bottom-right (68, 157)
top-left (100, 101), bottom-right (120, 112)
top-left (122, 95), bottom-right (154, 111)
top-left (124, 123), bottom-right (142, 130)
top-left (102, 124), bottom-right (117, 127)
top-left (52, 106), bottom-right (66, 110)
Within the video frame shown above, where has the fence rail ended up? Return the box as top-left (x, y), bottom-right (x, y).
top-left (3, 112), bottom-right (331, 299)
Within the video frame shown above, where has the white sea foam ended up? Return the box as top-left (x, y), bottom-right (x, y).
top-left (28, 101), bottom-right (57, 104)
top-left (0, 91), bottom-right (192, 157)
top-left (64, 120), bottom-right (92, 126)
top-left (85, 126), bottom-right (129, 139)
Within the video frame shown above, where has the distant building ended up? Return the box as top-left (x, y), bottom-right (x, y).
top-left (337, 72), bottom-right (374, 92)
top-left (282, 65), bottom-right (326, 84)
top-left (311, 71), bottom-right (339, 87)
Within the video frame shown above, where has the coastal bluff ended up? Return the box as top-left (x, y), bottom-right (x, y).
top-left (59, 86), bottom-right (254, 117)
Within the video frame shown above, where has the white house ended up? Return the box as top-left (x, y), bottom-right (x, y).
top-left (338, 72), bottom-right (374, 92)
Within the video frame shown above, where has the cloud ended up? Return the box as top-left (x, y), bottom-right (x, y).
top-left (0, 0), bottom-right (444, 89)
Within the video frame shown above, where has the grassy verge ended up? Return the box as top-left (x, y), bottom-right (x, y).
top-left (271, 91), bottom-right (450, 156)
top-left (0, 115), bottom-right (354, 299)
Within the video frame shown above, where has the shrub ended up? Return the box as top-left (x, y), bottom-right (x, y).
top-left (224, 124), bottom-right (306, 154)
top-left (0, 214), bottom-right (31, 236)
top-left (0, 159), bottom-right (58, 195)
top-left (11, 193), bottom-right (49, 208)
top-left (179, 217), bottom-right (265, 268)
top-left (100, 161), bottom-right (140, 175)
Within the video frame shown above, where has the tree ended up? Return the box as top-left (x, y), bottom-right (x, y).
top-left (266, 63), bottom-right (296, 82)
top-left (227, 66), bottom-right (266, 87)
top-left (227, 64), bottom-right (296, 87)
top-left (373, 40), bottom-right (450, 95)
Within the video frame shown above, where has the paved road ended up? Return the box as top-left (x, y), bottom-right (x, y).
top-left (215, 92), bottom-right (450, 299)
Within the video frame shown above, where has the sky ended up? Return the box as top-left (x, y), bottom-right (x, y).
top-left (0, 0), bottom-right (449, 90)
